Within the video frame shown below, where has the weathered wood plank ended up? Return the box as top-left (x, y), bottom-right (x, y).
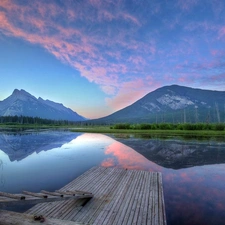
top-left (92, 169), bottom-right (133, 225)
top-left (56, 190), bottom-right (92, 196)
top-left (158, 173), bottom-right (167, 225)
top-left (0, 191), bottom-right (25, 200)
top-left (62, 167), bottom-right (106, 191)
top-left (26, 167), bottom-right (107, 216)
top-left (132, 171), bottom-right (148, 225)
top-left (126, 171), bottom-right (145, 225)
top-left (113, 170), bottom-right (136, 224)
top-left (138, 171), bottom-right (151, 225)
top-left (0, 210), bottom-right (85, 225)
top-left (25, 166), bottom-right (167, 225)
top-left (52, 168), bottom-right (116, 221)
top-left (23, 191), bottom-right (48, 198)
top-left (86, 168), bottom-right (128, 223)
top-left (153, 172), bottom-right (159, 225)
top-left (41, 190), bottom-right (64, 197)
top-left (0, 191), bottom-right (93, 207)
top-left (112, 170), bottom-right (139, 225)
top-left (148, 171), bottom-right (155, 225)
top-left (76, 167), bottom-right (126, 223)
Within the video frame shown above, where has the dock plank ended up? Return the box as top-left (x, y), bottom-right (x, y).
top-left (24, 166), bottom-right (166, 225)
top-left (65, 167), bottom-right (121, 222)
top-left (117, 170), bottom-right (142, 225)
top-left (138, 171), bottom-right (151, 225)
top-left (81, 169), bottom-right (127, 224)
top-left (107, 170), bottom-right (137, 225)
top-left (132, 171), bottom-right (147, 225)
top-left (92, 169), bottom-right (133, 225)
top-left (0, 210), bottom-right (85, 225)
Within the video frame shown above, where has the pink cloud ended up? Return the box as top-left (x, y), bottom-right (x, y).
top-left (87, 0), bottom-right (141, 25)
top-left (208, 73), bottom-right (225, 82)
top-left (0, 0), bottom-right (150, 105)
top-left (105, 77), bottom-right (161, 111)
top-left (211, 0), bottom-right (225, 19)
top-left (177, 0), bottom-right (199, 11)
top-left (105, 79), bottom-right (146, 110)
top-left (0, 1), bottom-right (119, 90)
top-left (1, 0), bottom-right (224, 117)
top-left (177, 73), bottom-right (199, 84)
top-left (218, 26), bottom-right (225, 39)
top-left (128, 56), bottom-right (146, 66)
top-left (120, 12), bottom-right (141, 26)
top-left (99, 10), bottom-right (115, 21)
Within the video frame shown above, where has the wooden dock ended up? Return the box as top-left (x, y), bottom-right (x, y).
top-left (1, 167), bottom-right (167, 225)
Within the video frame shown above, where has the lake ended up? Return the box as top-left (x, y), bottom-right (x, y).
top-left (0, 130), bottom-right (225, 225)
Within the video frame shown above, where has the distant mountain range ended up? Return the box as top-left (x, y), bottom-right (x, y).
top-left (91, 85), bottom-right (225, 124)
top-left (1, 85), bottom-right (225, 123)
top-left (0, 89), bottom-right (86, 121)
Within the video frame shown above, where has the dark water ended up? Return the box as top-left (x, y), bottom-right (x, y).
top-left (0, 130), bottom-right (225, 225)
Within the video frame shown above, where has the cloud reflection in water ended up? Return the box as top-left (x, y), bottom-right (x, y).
top-left (102, 141), bottom-right (162, 172)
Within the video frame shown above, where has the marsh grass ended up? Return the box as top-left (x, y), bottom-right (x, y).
top-left (1, 122), bottom-right (225, 139)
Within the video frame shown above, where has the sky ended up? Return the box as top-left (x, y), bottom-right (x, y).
top-left (0, 0), bottom-right (225, 119)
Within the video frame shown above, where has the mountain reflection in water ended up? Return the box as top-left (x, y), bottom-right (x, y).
top-left (0, 130), bottom-right (81, 161)
top-left (110, 134), bottom-right (225, 169)
top-left (0, 130), bottom-right (225, 225)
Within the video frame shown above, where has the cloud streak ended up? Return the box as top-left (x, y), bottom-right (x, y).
top-left (0, 0), bottom-right (225, 116)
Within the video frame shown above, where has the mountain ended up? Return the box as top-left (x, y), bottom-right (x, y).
top-left (92, 85), bottom-right (225, 124)
top-left (0, 89), bottom-right (86, 121)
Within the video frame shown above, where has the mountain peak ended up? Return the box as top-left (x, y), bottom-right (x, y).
top-left (12, 89), bottom-right (20, 94)
top-left (12, 89), bottom-right (34, 97)
top-left (92, 85), bottom-right (225, 124)
top-left (13, 89), bottom-right (27, 94)
top-left (0, 89), bottom-right (86, 121)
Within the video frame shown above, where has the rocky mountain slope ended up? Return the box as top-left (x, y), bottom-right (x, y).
top-left (92, 85), bottom-right (225, 124)
top-left (0, 89), bottom-right (86, 121)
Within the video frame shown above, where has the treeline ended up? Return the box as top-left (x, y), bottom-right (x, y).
top-left (112, 123), bottom-right (225, 131)
top-left (0, 115), bottom-right (74, 126)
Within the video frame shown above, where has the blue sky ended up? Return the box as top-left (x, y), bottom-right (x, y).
top-left (0, 0), bottom-right (225, 119)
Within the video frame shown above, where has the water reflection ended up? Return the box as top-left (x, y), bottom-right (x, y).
top-left (0, 130), bottom-right (225, 225)
top-left (163, 165), bottom-right (225, 225)
top-left (0, 132), bottom-right (114, 193)
top-left (110, 134), bottom-right (225, 169)
top-left (0, 130), bottom-right (81, 161)
top-left (108, 134), bottom-right (225, 225)
top-left (102, 141), bottom-right (161, 171)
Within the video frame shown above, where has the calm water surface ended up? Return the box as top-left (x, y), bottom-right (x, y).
top-left (0, 130), bottom-right (225, 225)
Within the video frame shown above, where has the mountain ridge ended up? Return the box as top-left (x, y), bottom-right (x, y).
top-left (1, 85), bottom-right (225, 123)
top-left (91, 84), bottom-right (225, 124)
top-left (0, 89), bottom-right (86, 121)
